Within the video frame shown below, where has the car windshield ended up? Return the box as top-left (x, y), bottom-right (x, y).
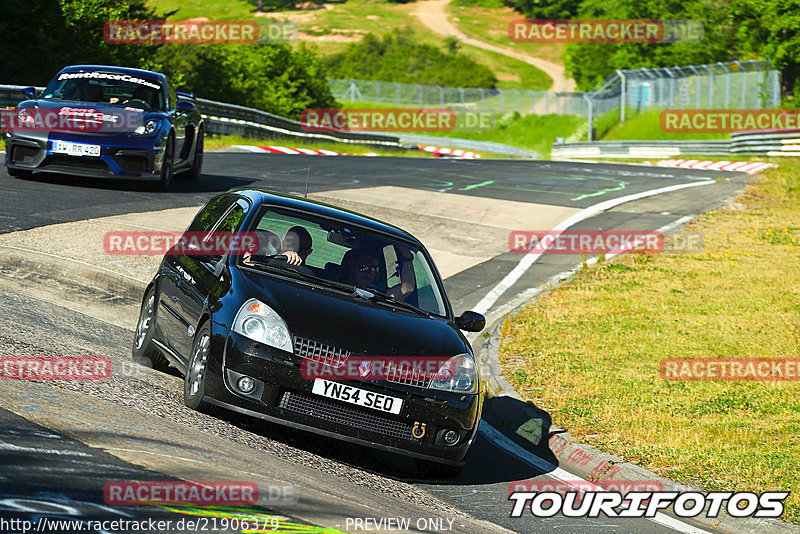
top-left (41, 71), bottom-right (165, 111)
top-left (240, 207), bottom-right (448, 317)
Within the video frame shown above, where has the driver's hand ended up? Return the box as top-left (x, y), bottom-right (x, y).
top-left (284, 250), bottom-right (302, 266)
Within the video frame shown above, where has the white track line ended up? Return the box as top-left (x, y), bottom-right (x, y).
top-left (472, 180), bottom-right (713, 314)
top-left (480, 422), bottom-right (710, 534)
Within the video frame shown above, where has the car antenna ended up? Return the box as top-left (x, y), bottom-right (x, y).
top-left (304, 167), bottom-right (310, 198)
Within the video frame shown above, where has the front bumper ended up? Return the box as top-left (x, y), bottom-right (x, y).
top-left (4, 131), bottom-right (165, 180)
top-left (205, 330), bottom-right (482, 465)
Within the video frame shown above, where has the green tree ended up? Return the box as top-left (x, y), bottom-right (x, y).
top-left (156, 43), bottom-right (338, 119)
top-left (564, 0), bottom-right (743, 90)
top-left (502, 0), bottom-right (582, 20)
top-left (323, 29), bottom-right (497, 88)
top-left (0, 0), bottom-right (159, 85)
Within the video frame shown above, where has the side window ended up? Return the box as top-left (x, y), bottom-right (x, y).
top-left (187, 196), bottom-right (233, 233)
top-left (213, 204), bottom-right (245, 235)
top-left (200, 200), bottom-right (246, 260)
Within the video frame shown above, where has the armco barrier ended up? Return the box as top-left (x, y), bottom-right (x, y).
top-left (551, 139), bottom-right (732, 159)
top-left (553, 130), bottom-right (800, 159)
top-left (396, 133), bottom-right (539, 158)
top-left (195, 97), bottom-right (401, 147)
top-left (0, 84), bottom-right (401, 148)
top-left (731, 128), bottom-right (800, 156)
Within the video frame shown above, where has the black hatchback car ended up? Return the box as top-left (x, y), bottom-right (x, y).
top-left (133, 189), bottom-right (486, 475)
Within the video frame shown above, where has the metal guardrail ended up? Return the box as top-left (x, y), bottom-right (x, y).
top-left (551, 139), bottom-right (733, 159)
top-left (552, 129), bottom-right (800, 159)
top-left (730, 129), bottom-right (800, 156)
top-left (395, 134), bottom-right (539, 158)
top-left (0, 84), bottom-right (402, 148)
top-left (196, 98), bottom-right (401, 147)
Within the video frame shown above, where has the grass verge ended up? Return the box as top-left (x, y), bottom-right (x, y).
top-left (600, 109), bottom-right (730, 141)
top-left (499, 159), bottom-right (800, 523)
top-left (428, 113), bottom-right (585, 158)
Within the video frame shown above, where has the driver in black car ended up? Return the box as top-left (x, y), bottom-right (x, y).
top-left (280, 226), bottom-right (313, 266)
top-left (342, 247), bottom-right (415, 301)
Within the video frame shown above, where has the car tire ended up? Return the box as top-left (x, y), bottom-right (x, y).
top-left (7, 167), bottom-right (32, 179)
top-left (187, 127), bottom-right (203, 182)
top-left (158, 135), bottom-right (174, 192)
top-left (414, 459), bottom-right (464, 480)
top-left (132, 286), bottom-right (170, 372)
top-left (184, 321), bottom-right (215, 412)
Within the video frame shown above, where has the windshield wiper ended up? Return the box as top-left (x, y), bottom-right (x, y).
top-left (245, 256), bottom-right (357, 293)
top-left (361, 289), bottom-right (432, 317)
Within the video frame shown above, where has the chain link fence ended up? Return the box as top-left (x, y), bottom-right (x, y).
top-left (328, 78), bottom-right (578, 116)
top-left (328, 59), bottom-right (781, 138)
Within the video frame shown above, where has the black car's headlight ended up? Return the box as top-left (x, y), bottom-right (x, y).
top-left (232, 298), bottom-right (293, 353)
top-left (132, 120), bottom-right (159, 136)
top-left (429, 354), bottom-right (478, 394)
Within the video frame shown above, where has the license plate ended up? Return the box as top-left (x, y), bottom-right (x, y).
top-left (312, 379), bottom-right (403, 415)
top-left (53, 140), bottom-right (101, 157)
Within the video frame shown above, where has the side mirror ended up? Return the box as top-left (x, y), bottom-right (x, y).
top-left (22, 87), bottom-right (36, 99)
top-left (456, 310), bottom-right (485, 332)
top-left (177, 100), bottom-right (196, 112)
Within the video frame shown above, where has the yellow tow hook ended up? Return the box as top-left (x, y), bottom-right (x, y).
top-left (412, 422), bottom-right (426, 439)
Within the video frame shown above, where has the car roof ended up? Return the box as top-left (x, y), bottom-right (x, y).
top-left (235, 189), bottom-right (423, 245)
top-left (58, 65), bottom-right (165, 83)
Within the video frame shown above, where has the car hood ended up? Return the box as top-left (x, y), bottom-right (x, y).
top-left (239, 268), bottom-right (469, 358)
top-left (17, 99), bottom-right (164, 135)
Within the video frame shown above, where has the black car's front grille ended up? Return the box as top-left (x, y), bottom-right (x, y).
top-left (279, 391), bottom-right (420, 441)
top-left (292, 336), bottom-right (433, 388)
top-left (384, 364), bottom-right (432, 389)
top-left (43, 155), bottom-right (108, 172)
top-left (293, 336), bottom-right (349, 368)
top-left (11, 145), bottom-right (39, 163)
top-left (115, 154), bottom-right (150, 174)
